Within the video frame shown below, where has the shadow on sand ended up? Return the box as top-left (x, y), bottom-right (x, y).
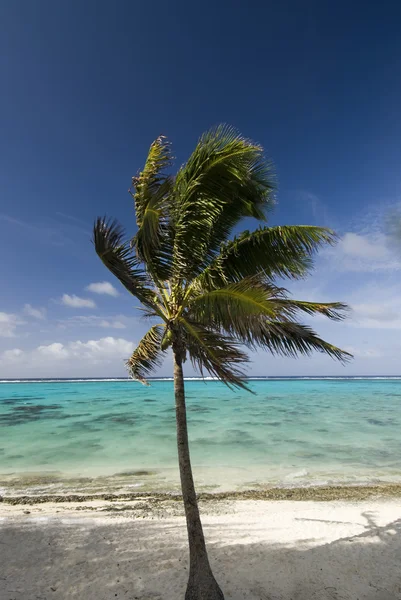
top-left (0, 509), bottom-right (400, 599)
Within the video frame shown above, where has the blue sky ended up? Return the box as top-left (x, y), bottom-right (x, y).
top-left (1, 1), bottom-right (401, 377)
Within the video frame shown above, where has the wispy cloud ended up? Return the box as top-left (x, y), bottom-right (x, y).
top-left (327, 232), bottom-right (401, 272)
top-left (23, 304), bottom-right (46, 320)
top-left (343, 345), bottom-right (382, 358)
top-left (297, 191), bottom-right (332, 227)
top-left (57, 315), bottom-right (128, 329)
top-left (86, 281), bottom-right (119, 297)
top-left (0, 312), bottom-right (24, 337)
top-left (61, 294), bottom-right (96, 309)
top-left (0, 213), bottom-right (91, 248)
top-left (99, 319), bottom-right (126, 329)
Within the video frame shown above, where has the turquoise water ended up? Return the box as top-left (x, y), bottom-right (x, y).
top-left (1, 378), bottom-right (401, 495)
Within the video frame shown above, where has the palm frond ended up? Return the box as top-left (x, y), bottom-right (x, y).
top-left (187, 279), bottom-right (349, 344)
top-left (185, 279), bottom-right (350, 367)
top-left (129, 136), bottom-right (174, 279)
top-left (126, 324), bottom-right (166, 384)
top-left (130, 135), bottom-right (172, 227)
top-left (171, 125), bottom-right (276, 280)
top-left (242, 320), bottom-right (352, 363)
top-left (272, 299), bottom-right (349, 321)
top-left (187, 278), bottom-right (287, 325)
top-left (180, 317), bottom-right (250, 389)
top-left (196, 226), bottom-right (337, 289)
top-left (93, 217), bottom-right (158, 310)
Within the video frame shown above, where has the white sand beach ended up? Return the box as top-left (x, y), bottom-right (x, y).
top-left (1, 497), bottom-right (400, 600)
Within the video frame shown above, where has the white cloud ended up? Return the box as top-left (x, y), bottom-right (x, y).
top-left (0, 312), bottom-right (24, 337)
top-left (0, 336), bottom-right (136, 377)
top-left (56, 315), bottom-right (130, 330)
top-left (99, 319), bottom-right (126, 329)
top-left (345, 282), bottom-right (401, 329)
top-left (326, 232), bottom-right (401, 272)
top-left (2, 348), bottom-right (23, 360)
top-left (340, 232), bottom-right (388, 260)
top-left (352, 303), bottom-right (398, 323)
top-left (61, 294), bottom-right (96, 309)
top-left (343, 345), bottom-right (382, 358)
top-left (37, 342), bottom-right (69, 359)
top-left (23, 304), bottom-right (46, 320)
top-left (86, 282), bottom-right (119, 297)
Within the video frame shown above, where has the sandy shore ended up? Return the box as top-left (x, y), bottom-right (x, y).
top-left (1, 495), bottom-right (401, 600)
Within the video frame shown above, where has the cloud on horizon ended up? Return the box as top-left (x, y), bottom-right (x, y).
top-left (0, 336), bottom-right (135, 377)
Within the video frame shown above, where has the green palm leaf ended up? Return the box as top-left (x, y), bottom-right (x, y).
top-left (93, 217), bottom-right (157, 310)
top-left (243, 320), bottom-right (352, 363)
top-left (126, 324), bottom-right (166, 384)
top-left (180, 317), bottom-right (250, 389)
top-left (130, 135), bottom-right (172, 228)
top-left (197, 225), bottom-right (338, 288)
top-left (187, 279), bottom-right (348, 334)
top-left (172, 125), bottom-right (276, 280)
top-left (129, 136), bottom-right (174, 280)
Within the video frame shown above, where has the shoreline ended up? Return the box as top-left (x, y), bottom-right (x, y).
top-left (2, 482), bottom-right (401, 506)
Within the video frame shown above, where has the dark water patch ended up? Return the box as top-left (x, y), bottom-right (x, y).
top-left (56, 422), bottom-right (101, 432)
top-left (154, 432), bottom-right (175, 441)
top-left (6, 454), bottom-right (24, 459)
top-left (298, 452), bottom-right (325, 459)
top-left (83, 442), bottom-right (103, 450)
top-left (14, 404), bottom-right (62, 412)
top-left (225, 430), bottom-right (260, 445)
top-left (287, 409), bottom-right (311, 416)
top-left (162, 407), bottom-right (175, 413)
top-left (371, 449), bottom-right (393, 459)
top-left (367, 418), bottom-right (389, 426)
top-left (266, 421), bottom-right (281, 427)
top-left (66, 412), bottom-right (93, 419)
top-left (143, 398), bottom-right (157, 403)
top-left (0, 404), bottom-right (66, 426)
top-left (2, 398), bottom-right (31, 406)
top-left (1, 396), bottom-right (45, 404)
top-left (188, 405), bottom-right (215, 413)
top-left (286, 439), bottom-right (311, 446)
top-left (92, 413), bottom-right (139, 426)
top-left (316, 428), bottom-right (329, 433)
top-left (192, 437), bottom-right (222, 446)
top-left (115, 469), bottom-right (156, 477)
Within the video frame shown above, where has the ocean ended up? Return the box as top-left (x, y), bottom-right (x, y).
top-left (1, 377), bottom-right (400, 496)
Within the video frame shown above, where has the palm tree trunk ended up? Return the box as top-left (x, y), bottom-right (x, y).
top-left (173, 351), bottom-right (224, 600)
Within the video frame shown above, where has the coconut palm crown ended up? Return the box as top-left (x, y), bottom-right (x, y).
top-left (93, 125), bottom-right (351, 600)
top-left (94, 125), bottom-right (349, 385)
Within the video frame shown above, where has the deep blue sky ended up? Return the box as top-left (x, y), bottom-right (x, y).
top-left (1, 1), bottom-right (401, 377)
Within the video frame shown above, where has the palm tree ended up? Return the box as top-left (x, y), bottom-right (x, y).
top-left (93, 125), bottom-right (350, 600)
